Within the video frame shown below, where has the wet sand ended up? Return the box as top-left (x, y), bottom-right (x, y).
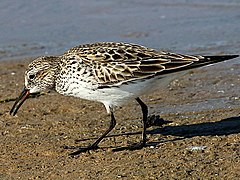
top-left (0, 57), bottom-right (239, 179)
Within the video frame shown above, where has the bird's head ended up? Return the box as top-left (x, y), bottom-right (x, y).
top-left (10, 56), bottom-right (60, 115)
top-left (25, 56), bottom-right (60, 93)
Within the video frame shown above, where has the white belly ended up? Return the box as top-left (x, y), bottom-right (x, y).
top-left (55, 71), bottom-right (186, 113)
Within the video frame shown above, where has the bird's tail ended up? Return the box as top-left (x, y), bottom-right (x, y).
top-left (203, 55), bottom-right (239, 62)
top-left (189, 54), bottom-right (239, 69)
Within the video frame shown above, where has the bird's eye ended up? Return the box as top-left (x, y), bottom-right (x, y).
top-left (29, 74), bottom-right (35, 80)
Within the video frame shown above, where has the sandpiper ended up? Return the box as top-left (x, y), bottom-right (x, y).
top-left (10, 42), bottom-right (238, 155)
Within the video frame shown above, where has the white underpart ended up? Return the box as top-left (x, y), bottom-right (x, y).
top-left (56, 71), bottom-right (187, 114)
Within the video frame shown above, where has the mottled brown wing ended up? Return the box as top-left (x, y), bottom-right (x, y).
top-left (64, 42), bottom-right (202, 85)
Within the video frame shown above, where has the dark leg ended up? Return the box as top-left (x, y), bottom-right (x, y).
top-left (136, 97), bottom-right (148, 145)
top-left (90, 110), bottom-right (116, 148)
top-left (127, 97), bottom-right (148, 150)
top-left (69, 108), bottom-right (116, 156)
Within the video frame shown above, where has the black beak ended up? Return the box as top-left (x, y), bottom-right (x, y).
top-left (10, 87), bottom-right (30, 116)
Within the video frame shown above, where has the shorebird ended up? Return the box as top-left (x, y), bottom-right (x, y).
top-left (10, 42), bottom-right (238, 155)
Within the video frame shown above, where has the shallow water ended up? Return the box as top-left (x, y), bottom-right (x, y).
top-left (0, 0), bottom-right (240, 60)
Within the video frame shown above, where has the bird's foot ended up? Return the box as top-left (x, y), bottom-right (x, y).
top-left (62, 144), bottom-right (99, 156)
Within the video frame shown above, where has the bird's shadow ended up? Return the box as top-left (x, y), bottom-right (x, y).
top-left (151, 116), bottom-right (240, 137)
top-left (74, 116), bottom-right (240, 151)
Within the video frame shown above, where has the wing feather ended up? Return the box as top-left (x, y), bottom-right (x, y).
top-left (61, 42), bottom-right (206, 86)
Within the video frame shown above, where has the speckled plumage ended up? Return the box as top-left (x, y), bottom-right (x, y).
top-left (10, 42), bottom-right (239, 155)
top-left (61, 42), bottom-right (202, 85)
